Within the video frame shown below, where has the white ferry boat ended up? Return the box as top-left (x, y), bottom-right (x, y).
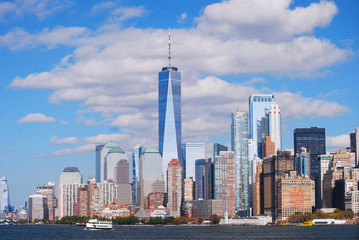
top-left (85, 219), bottom-right (113, 230)
top-left (312, 219), bottom-right (346, 225)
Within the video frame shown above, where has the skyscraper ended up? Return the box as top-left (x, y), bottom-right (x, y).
top-left (159, 30), bottom-right (182, 188)
top-left (36, 182), bottom-right (56, 221)
top-left (213, 143), bottom-right (228, 159)
top-left (195, 159), bottom-right (206, 200)
top-left (294, 127), bottom-right (325, 208)
top-left (104, 147), bottom-right (128, 182)
top-left (249, 94), bottom-right (276, 160)
top-left (58, 167), bottom-right (82, 218)
top-left (167, 158), bottom-right (183, 217)
top-left (266, 104), bottom-right (281, 152)
top-left (138, 148), bottom-right (164, 207)
top-left (131, 145), bottom-right (143, 205)
top-left (0, 176), bottom-right (10, 213)
top-left (295, 147), bottom-right (310, 177)
top-left (182, 142), bottom-right (205, 180)
top-left (96, 142), bottom-right (120, 182)
top-left (350, 128), bottom-right (359, 167)
top-left (28, 194), bottom-right (48, 221)
top-left (231, 110), bottom-right (249, 215)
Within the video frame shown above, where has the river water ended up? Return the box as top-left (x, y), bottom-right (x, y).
top-left (0, 225), bottom-right (358, 239)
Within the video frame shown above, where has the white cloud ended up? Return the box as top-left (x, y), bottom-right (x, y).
top-left (49, 136), bottom-right (79, 144)
top-left (51, 143), bottom-right (97, 156)
top-left (327, 133), bottom-right (350, 149)
top-left (85, 133), bottom-right (132, 144)
top-left (0, 0), bottom-right (74, 21)
top-left (34, 153), bottom-right (46, 158)
top-left (196, 0), bottom-right (338, 41)
top-left (60, 120), bottom-right (68, 125)
top-left (177, 12), bottom-right (187, 23)
top-left (109, 6), bottom-right (146, 22)
top-left (18, 113), bottom-right (56, 123)
top-left (244, 77), bottom-right (268, 85)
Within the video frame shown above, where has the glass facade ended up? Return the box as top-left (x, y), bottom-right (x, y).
top-left (213, 143), bottom-right (228, 159)
top-left (182, 142), bottom-right (205, 180)
top-left (249, 94), bottom-right (275, 160)
top-left (131, 145), bottom-right (143, 205)
top-left (195, 159), bottom-right (206, 199)
top-left (0, 176), bottom-right (10, 212)
top-left (231, 110), bottom-right (249, 215)
top-left (159, 67), bottom-right (181, 188)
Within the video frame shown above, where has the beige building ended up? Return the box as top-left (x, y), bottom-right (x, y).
top-left (252, 160), bottom-right (263, 216)
top-left (184, 177), bottom-right (195, 202)
top-left (332, 149), bottom-right (355, 168)
top-left (277, 171), bottom-right (314, 220)
top-left (345, 190), bottom-right (359, 214)
top-left (167, 159), bottom-right (183, 217)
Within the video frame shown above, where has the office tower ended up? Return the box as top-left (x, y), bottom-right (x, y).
top-left (115, 159), bottom-right (132, 204)
top-left (131, 145), bottom-right (143, 205)
top-left (159, 31), bottom-right (182, 187)
top-left (0, 176), bottom-right (10, 213)
top-left (182, 142), bottom-right (205, 180)
top-left (167, 159), bottom-right (183, 217)
top-left (28, 194), bottom-right (48, 221)
top-left (184, 177), bottom-right (195, 202)
top-left (333, 179), bottom-right (358, 210)
top-left (350, 128), bottom-right (359, 167)
top-left (96, 141), bottom-right (120, 183)
top-left (266, 104), bottom-right (281, 152)
top-left (252, 160), bottom-right (263, 216)
top-left (345, 191), bottom-right (359, 214)
top-left (332, 149), bottom-right (356, 168)
top-left (294, 127), bottom-right (325, 208)
top-left (231, 110), bottom-right (249, 215)
top-left (138, 148), bottom-right (164, 207)
top-left (322, 168), bottom-right (344, 208)
top-left (195, 159), bottom-right (206, 199)
top-left (89, 183), bottom-right (103, 215)
top-left (263, 136), bottom-right (275, 158)
top-left (204, 159), bottom-right (214, 200)
top-left (277, 171), bottom-right (314, 220)
top-left (98, 180), bottom-right (118, 205)
top-left (214, 151), bottom-right (235, 216)
top-left (76, 186), bottom-right (90, 217)
top-left (295, 147), bottom-right (310, 177)
top-left (263, 150), bottom-right (295, 220)
top-left (58, 167), bottom-right (82, 218)
top-left (249, 94), bottom-right (276, 160)
top-left (319, 154), bottom-right (333, 208)
top-left (36, 182), bottom-right (56, 221)
top-left (213, 143), bottom-right (228, 159)
top-left (104, 147), bottom-right (128, 182)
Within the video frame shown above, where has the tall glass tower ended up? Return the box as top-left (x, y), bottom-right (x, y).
top-left (0, 176), bottom-right (10, 212)
top-left (249, 94), bottom-right (275, 160)
top-left (231, 110), bottom-right (249, 216)
top-left (159, 30), bottom-right (181, 188)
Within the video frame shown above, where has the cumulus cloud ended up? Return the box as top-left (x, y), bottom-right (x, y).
top-left (109, 6), bottom-right (146, 22)
top-left (18, 113), bottom-right (56, 123)
top-left (0, 0), bottom-right (74, 21)
top-left (196, 0), bottom-right (338, 41)
top-left (326, 133), bottom-right (350, 149)
top-left (49, 136), bottom-right (79, 144)
top-left (51, 143), bottom-right (97, 156)
top-left (177, 12), bottom-right (187, 23)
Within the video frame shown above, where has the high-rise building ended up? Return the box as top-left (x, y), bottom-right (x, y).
top-left (76, 186), bottom-right (90, 217)
top-left (95, 142), bottom-right (120, 183)
top-left (231, 110), bottom-right (249, 215)
top-left (252, 160), bottom-right (263, 216)
top-left (266, 104), bottom-right (281, 152)
top-left (115, 159), bottom-right (132, 204)
top-left (167, 159), bottom-right (183, 217)
top-left (58, 167), bottom-right (82, 218)
top-left (204, 159), bottom-right (214, 200)
top-left (350, 128), bottom-right (359, 167)
top-left (159, 31), bottom-right (182, 187)
top-left (131, 145), bottom-right (143, 205)
top-left (277, 171), bottom-right (314, 220)
top-left (294, 127), bottom-right (325, 208)
top-left (319, 154), bottom-right (333, 208)
top-left (332, 149), bottom-right (356, 168)
top-left (322, 168), bottom-right (343, 208)
top-left (263, 136), bottom-right (275, 158)
top-left (249, 94), bottom-right (276, 160)
top-left (138, 148), bottom-right (164, 207)
top-left (28, 194), bottom-right (48, 221)
top-left (104, 147), bottom-right (128, 182)
top-left (214, 151), bottom-right (235, 216)
top-left (195, 159), bottom-right (206, 200)
top-left (263, 151), bottom-right (295, 220)
top-left (184, 177), bottom-right (195, 202)
top-left (0, 176), bottom-right (10, 213)
top-left (213, 143), bottom-right (228, 159)
top-left (295, 147), bottom-right (310, 177)
top-left (182, 143), bottom-right (205, 180)
top-left (36, 182), bottom-right (56, 221)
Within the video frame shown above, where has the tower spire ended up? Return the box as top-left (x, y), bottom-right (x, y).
top-left (168, 27), bottom-right (171, 68)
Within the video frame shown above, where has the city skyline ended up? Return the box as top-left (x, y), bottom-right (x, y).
top-left (1, 0), bottom-right (358, 207)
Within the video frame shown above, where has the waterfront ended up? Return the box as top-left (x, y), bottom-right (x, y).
top-left (0, 225), bottom-right (358, 239)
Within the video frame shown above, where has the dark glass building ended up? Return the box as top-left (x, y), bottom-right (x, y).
top-left (294, 127), bottom-right (326, 208)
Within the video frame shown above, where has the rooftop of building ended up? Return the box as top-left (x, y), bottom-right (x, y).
top-left (143, 147), bottom-right (160, 154)
top-left (104, 141), bottom-right (119, 148)
top-left (63, 167), bottom-right (80, 173)
top-left (108, 147), bottom-right (125, 154)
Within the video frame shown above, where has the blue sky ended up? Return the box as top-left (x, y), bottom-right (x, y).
top-left (0, 0), bottom-right (358, 207)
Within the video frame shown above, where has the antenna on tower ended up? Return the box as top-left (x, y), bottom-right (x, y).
top-left (168, 27), bottom-right (171, 68)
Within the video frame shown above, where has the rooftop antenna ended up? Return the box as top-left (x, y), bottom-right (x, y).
top-left (168, 27), bottom-right (171, 68)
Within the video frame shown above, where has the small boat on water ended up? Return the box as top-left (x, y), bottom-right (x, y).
top-left (301, 221), bottom-right (315, 226)
top-left (85, 219), bottom-right (113, 230)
